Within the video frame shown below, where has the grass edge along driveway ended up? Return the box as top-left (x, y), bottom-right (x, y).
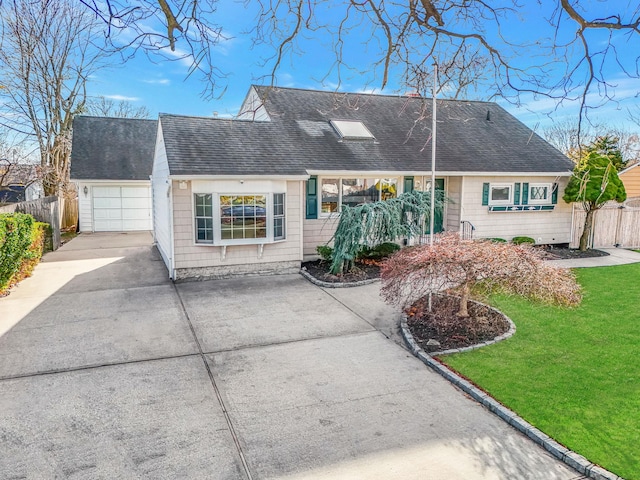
top-left (442, 264), bottom-right (640, 480)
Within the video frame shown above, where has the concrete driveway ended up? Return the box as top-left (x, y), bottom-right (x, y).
top-left (0, 233), bottom-right (584, 479)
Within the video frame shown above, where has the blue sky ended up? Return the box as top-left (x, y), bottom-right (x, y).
top-left (86, 0), bottom-right (639, 131)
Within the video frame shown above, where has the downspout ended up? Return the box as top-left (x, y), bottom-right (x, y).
top-left (299, 181), bottom-right (304, 263)
top-left (168, 179), bottom-right (176, 280)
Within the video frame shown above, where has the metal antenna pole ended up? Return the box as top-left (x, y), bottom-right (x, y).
top-left (430, 63), bottom-right (437, 247)
top-left (428, 63), bottom-right (438, 313)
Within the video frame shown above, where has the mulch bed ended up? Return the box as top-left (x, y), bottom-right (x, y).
top-left (301, 246), bottom-right (607, 352)
top-left (406, 295), bottom-right (510, 352)
top-left (301, 260), bottom-right (380, 283)
top-left (534, 245), bottom-right (609, 260)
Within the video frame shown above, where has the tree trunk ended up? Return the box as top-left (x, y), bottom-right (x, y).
top-left (579, 208), bottom-right (595, 251)
top-left (457, 282), bottom-right (470, 318)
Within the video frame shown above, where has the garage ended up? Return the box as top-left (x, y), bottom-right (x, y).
top-left (92, 185), bottom-right (152, 231)
top-left (70, 116), bottom-right (157, 233)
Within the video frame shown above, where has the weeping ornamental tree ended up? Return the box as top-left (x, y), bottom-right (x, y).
top-left (381, 233), bottom-right (582, 318)
top-left (563, 151), bottom-right (626, 251)
top-left (329, 190), bottom-right (444, 275)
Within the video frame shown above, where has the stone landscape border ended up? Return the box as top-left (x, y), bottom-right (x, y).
top-left (401, 316), bottom-right (625, 480)
top-left (299, 268), bottom-right (380, 288)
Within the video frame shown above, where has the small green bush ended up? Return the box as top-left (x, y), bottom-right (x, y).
top-left (357, 242), bottom-right (401, 260)
top-left (487, 237), bottom-right (507, 243)
top-left (511, 236), bottom-right (536, 245)
top-left (0, 213), bottom-right (47, 294)
top-left (316, 245), bottom-right (333, 262)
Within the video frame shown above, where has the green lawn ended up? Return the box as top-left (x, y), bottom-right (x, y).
top-left (443, 264), bottom-right (640, 479)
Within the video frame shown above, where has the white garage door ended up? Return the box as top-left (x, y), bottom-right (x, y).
top-left (93, 186), bottom-right (152, 231)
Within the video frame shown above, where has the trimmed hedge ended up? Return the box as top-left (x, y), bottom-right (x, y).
top-left (0, 213), bottom-right (48, 294)
top-left (511, 236), bottom-right (536, 245)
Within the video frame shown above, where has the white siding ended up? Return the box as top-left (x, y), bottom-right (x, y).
top-left (445, 176), bottom-right (462, 232)
top-left (151, 123), bottom-right (173, 274)
top-left (237, 86), bottom-right (271, 121)
top-left (459, 176), bottom-right (572, 244)
top-left (77, 182), bottom-right (93, 232)
top-left (303, 217), bottom-right (340, 259)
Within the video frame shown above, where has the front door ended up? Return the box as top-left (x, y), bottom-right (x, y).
top-left (413, 177), bottom-right (445, 234)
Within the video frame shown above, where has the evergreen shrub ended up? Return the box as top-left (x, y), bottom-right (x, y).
top-left (0, 213), bottom-right (48, 294)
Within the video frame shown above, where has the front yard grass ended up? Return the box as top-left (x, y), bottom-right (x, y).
top-left (442, 264), bottom-right (640, 480)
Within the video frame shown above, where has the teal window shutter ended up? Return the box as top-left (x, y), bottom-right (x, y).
top-left (551, 183), bottom-right (558, 204)
top-left (306, 176), bottom-right (318, 219)
top-left (403, 176), bottom-right (414, 193)
top-left (514, 183), bottom-right (521, 205)
top-left (522, 182), bottom-right (529, 205)
top-left (482, 183), bottom-right (489, 206)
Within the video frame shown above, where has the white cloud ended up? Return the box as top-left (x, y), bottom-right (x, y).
top-left (142, 78), bottom-right (171, 85)
top-left (102, 94), bottom-right (141, 102)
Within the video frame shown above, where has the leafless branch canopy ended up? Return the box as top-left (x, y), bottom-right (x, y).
top-left (84, 96), bottom-right (151, 119)
top-left (249, 0), bottom-right (639, 110)
top-left (76, 0), bottom-right (229, 99)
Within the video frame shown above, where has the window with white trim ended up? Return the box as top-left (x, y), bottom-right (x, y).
top-left (194, 193), bottom-right (214, 244)
top-left (273, 193), bottom-right (285, 240)
top-left (320, 177), bottom-right (397, 214)
top-left (528, 183), bottom-right (552, 205)
top-left (489, 184), bottom-right (512, 205)
top-left (220, 195), bottom-right (267, 240)
top-left (194, 193), bottom-right (286, 245)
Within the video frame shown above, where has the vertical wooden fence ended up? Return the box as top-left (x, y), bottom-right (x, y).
top-left (571, 197), bottom-right (640, 249)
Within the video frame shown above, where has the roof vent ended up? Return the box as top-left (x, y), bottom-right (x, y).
top-left (330, 120), bottom-right (375, 140)
top-left (486, 110), bottom-right (491, 121)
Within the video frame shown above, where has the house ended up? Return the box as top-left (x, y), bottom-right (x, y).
top-left (70, 116), bottom-right (157, 232)
top-left (619, 162), bottom-right (640, 198)
top-left (151, 86), bottom-right (573, 280)
top-left (0, 163), bottom-right (42, 203)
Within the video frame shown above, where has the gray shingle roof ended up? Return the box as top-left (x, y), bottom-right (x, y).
top-left (71, 116), bottom-right (157, 180)
top-left (161, 86), bottom-right (573, 176)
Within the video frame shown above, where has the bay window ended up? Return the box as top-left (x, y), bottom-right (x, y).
top-left (194, 192), bottom-right (285, 245)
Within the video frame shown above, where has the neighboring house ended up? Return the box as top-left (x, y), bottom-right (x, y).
top-left (619, 162), bottom-right (640, 198)
top-left (71, 116), bottom-right (157, 232)
top-left (152, 86), bottom-right (573, 280)
top-left (0, 163), bottom-right (42, 203)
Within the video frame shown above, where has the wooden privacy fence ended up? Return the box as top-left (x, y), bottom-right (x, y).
top-left (0, 196), bottom-right (61, 250)
top-left (571, 196), bottom-right (640, 249)
top-left (60, 196), bottom-right (78, 230)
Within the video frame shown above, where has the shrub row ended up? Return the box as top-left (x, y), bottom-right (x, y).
top-left (488, 236), bottom-right (536, 245)
top-left (0, 213), bottom-right (48, 294)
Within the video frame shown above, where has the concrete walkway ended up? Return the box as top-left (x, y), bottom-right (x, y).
top-left (547, 247), bottom-right (640, 268)
top-left (0, 233), bottom-right (588, 479)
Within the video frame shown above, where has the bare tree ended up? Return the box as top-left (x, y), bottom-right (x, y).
top-left (74, 0), bottom-right (228, 99)
top-left (84, 96), bottom-right (151, 119)
top-left (544, 119), bottom-right (640, 166)
top-left (38, 1), bottom-right (638, 117)
top-left (0, 0), bottom-right (108, 196)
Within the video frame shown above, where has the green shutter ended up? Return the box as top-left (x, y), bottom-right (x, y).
top-left (514, 183), bottom-right (521, 205)
top-left (551, 183), bottom-right (558, 204)
top-left (522, 182), bottom-right (529, 205)
top-left (306, 176), bottom-right (318, 219)
top-left (482, 183), bottom-right (490, 206)
top-left (403, 176), bottom-right (414, 193)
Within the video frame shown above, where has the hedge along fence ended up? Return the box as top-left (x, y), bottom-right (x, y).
top-left (0, 213), bottom-right (49, 295)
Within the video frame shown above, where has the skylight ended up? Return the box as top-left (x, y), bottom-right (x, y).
top-left (330, 120), bottom-right (375, 140)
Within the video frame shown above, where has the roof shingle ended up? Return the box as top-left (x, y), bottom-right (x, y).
top-left (71, 116), bottom-right (157, 180)
top-left (161, 86), bottom-right (573, 177)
